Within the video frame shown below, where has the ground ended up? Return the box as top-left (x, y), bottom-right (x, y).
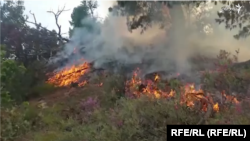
top-left (1, 50), bottom-right (250, 141)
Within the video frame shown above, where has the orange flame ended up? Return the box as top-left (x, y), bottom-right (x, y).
top-left (47, 61), bottom-right (90, 87)
top-left (125, 69), bottom-right (239, 112)
top-left (47, 63), bottom-right (239, 113)
top-left (213, 103), bottom-right (219, 112)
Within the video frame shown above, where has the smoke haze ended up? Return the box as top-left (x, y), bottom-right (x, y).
top-left (54, 2), bottom-right (250, 76)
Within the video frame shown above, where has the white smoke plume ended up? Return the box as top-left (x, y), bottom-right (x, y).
top-left (54, 1), bottom-right (250, 77)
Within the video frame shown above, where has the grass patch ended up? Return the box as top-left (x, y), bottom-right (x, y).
top-left (2, 50), bottom-right (250, 141)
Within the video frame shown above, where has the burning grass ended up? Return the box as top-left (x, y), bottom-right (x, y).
top-left (2, 50), bottom-right (250, 141)
top-left (124, 68), bottom-right (241, 114)
top-left (46, 51), bottom-right (243, 115)
top-left (5, 77), bottom-right (248, 141)
top-left (47, 60), bottom-right (90, 87)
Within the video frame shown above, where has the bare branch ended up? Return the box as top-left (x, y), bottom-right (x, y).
top-left (29, 11), bottom-right (37, 24)
top-left (47, 4), bottom-right (70, 44)
top-left (29, 11), bottom-right (42, 30)
top-left (24, 5), bottom-right (70, 44)
top-left (25, 20), bottom-right (70, 42)
top-left (26, 6), bottom-right (69, 42)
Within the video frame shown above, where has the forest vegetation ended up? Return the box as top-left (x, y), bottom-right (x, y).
top-left (1, 1), bottom-right (250, 141)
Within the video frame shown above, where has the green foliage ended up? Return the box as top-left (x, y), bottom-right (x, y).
top-left (110, 1), bottom-right (250, 39)
top-left (1, 64), bottom-right (250, 141)
top-left (1, 45), bottom-right (56, 103)
top-left (169, 78), bottom-right (182, 91)
top-left (1, 1), bottom-right (250, 140)
top-left (22, 94), bottom-right (250, 141)
top-left (0, 0), bottom-right (26, 26)
top-left (1, 87), bottom-right (14, 107)
top-left (1, 102), bottom-right (42, 141)
top-left (29, 83), bottom-right (57, 98)
top-left (24, 60), bottom-right (57, 98)
top-left (1, 0), bottom-right (60, 67)
top-left (201, 50), bottom-right (250, 94)
top-left (69, 0), bottom-right (98, 37)
top-left (1, 46), bottom-right (28, 102)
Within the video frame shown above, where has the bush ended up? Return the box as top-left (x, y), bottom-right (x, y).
top-left (2, 49), bottom-right (250, 141)
top-left (28, 83), bottom-right (57, 99)
top-left (0, 45), bottom-right (56, 103)
top-left (201, 50), bottom-right (250, 95)
top-left (0, 102), bottom-right (42, 141)
top-left (1, 47), bottom-right (28, 102)
top-left (34, 95), bottom-right (249, 141)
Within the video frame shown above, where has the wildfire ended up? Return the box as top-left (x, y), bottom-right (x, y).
top-left (154, 74), bottom-right (160, 81)
top-left (47, 61), bottom-right (90, 87)
top-left (47, 63), bottom-right (239, 113)
top-left (213, 103), bottom-right (219, 112)
top-left (125, 69), bottom-right (239, 113)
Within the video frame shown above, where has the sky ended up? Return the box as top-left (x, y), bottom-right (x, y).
top-left (23, 0), bottom-right (114, 37)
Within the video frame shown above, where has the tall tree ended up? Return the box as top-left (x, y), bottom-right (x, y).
top-left (69, 0), bottom-right (98, 37)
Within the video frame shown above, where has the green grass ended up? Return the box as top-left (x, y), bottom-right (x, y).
top-left (1, 50), bottom-right (250, 141)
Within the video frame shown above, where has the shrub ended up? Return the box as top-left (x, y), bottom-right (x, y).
top-left (0, 102), bottom-right (42, 141)
top-left (1, 46), bottom-right (28, 102)
top-left (0, 45), bottom-right (56, 103)
top-left (28, 83), bottom-right (57, 99)
top-left (201, 50), bottom-right (249, 95)
top-left (3, 49), bottom-right (250, 141)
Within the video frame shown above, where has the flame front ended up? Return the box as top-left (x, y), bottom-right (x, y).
top-left (125, 69), bottom-right (239, 112)
top-left (47, 63), bottom-right (239, 113)
top-left (47, 61), bottom-right (90, 87)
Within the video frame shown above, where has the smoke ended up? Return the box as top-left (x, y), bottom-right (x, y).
top-left (54, 2), bottom-right (250, 77)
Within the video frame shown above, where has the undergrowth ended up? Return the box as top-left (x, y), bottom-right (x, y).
top-left (1, 50), bottom-right (250, 141)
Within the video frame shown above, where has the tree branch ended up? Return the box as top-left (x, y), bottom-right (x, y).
top-left (29, 11), bottom-right (43, 30)
top-left (87, 0), bottom-right (97, 17)
top-left (29, 11), bottom-right (37, 25)
top-left (25, 20), bottom-right (69, 42)
top-left (26, 7), bottom-right (70, 43)
top-left (47, 5), bottom-right (70, 43)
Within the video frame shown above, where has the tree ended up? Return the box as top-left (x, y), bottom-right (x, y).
top-left (0, 0), bottom-right (26, 25)
top-left (109, 1), bottom-right (250, 39)
top-left (0, 0), bottom-right (70, 102)
top-left (215, 1), bottom-right (250, 39)
top-left (69, 0), bottom-right (98, 37)
top-left (1, 0), bottom-right (72, 66)
top-left (1, 0), bottom-right (27, 63)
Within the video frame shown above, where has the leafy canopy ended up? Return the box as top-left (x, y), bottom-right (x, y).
top-left (109, 1), bottom-right (250, 39)
top-left (69, 0), bottom-right (98, 37)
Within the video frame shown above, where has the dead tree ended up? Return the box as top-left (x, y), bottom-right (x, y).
top-left (25, 9), bottom-right (69, 61)
top-left (47, 5), bottom-right (70, 46)
top-left (25, 5), bottom-right (70, 44)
